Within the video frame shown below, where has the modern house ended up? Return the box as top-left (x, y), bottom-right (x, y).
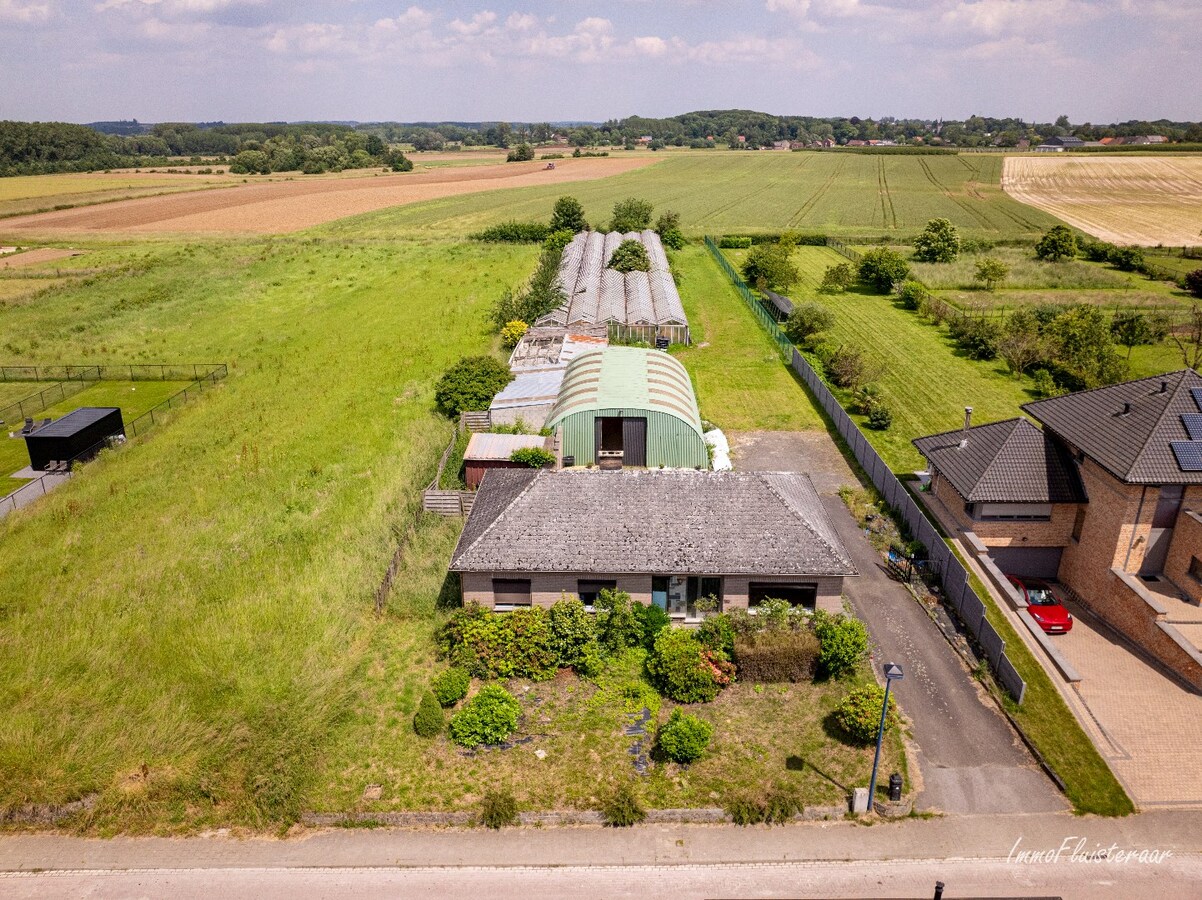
top-left (24, 407), bottom-right (124, 471)
top-left (546, 346), bottom-right (709, 470)
top-left (913, 371), bottom-right (1202, 689)
top-left (450, 469), bottom-right (858, 618)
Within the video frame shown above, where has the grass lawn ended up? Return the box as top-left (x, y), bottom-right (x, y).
top-left (0, 380), bottom-right (58, 408)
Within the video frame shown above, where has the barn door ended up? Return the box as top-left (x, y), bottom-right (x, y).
top-left (594, 418), bottom-right (604, 465)
top-left (622, 417), bottom-right (647, 467)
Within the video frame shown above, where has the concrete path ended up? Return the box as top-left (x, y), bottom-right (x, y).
top-left (732, 430), bottom-right (1066, 816)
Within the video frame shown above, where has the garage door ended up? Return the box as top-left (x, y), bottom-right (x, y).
top-left (989, 546), bottom-right (1064, 580)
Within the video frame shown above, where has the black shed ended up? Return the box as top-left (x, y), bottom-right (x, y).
top-left (25, 407), bottom-right (124, 471)
top-left (762, 290), bottom-right (794, 322)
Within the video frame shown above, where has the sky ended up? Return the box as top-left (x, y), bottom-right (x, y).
top-left (1, 0), bottom-right (1199, 124)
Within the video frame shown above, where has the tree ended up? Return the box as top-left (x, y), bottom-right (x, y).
top-left (1110, 311), bottom-right (1154, 359)
top-left (998, 308), bottom-right (1045, 375)
top-left (608, 239), bottom-right (651, 273)
top-left (1044, 305), bottom-right (1125, 387)
top-left (385, 149), bottom-right (413, 172)
top-left (1184, 269), bottom-right (1202, 299)
top-left (912, 218), bottom-right (961, 263)
top-left (783, 303), bottom-right (835, 347)
top-left (549, 196), bottom-right (586, 233)
top-left (1172, 304), bottom-right (1202, 371)
top-left (741, 244), bottom-right (799, 292)
top-left (434, 356), bottom-right (513, 416)
top-left (506, 143), bottom-right (535, 162)
top-left (610, 197), bottom-right (654, 232)
top-left (819, 263), bottom-right (855, 294)
top-left (364, 134), bottom-right (385, 156)
top-left (974, 257), bottom-right (1010, 291)
top-left (1035, 225), bottom-right (1078, 262)
top-left (857, 248), bottom-right (911, 292)
top-left (655, 210), bottom-right (685, 249)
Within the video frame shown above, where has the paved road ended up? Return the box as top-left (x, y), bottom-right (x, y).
top-left (733, 431), bottom-right (1066, 815)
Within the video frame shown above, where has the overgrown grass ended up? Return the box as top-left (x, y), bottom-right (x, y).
top-left (911, 246), bottom-right (1161, 291)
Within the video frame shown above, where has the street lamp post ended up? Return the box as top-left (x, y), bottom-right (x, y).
top-left (867, 662), bottom-right (903, 812)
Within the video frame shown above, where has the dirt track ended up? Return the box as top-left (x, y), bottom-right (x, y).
top-left (1003, 156), bottom-right (1202, 246)
top-left (1, 158), bottom-right (657, 237)
top-left (0, 248), bottom-right (83, 269)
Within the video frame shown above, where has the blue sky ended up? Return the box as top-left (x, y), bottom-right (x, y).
top-left (2, 0), bottom-right (1199, 123)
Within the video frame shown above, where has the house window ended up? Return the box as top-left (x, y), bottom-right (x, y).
top-left (577, 579), bottom-right (617, 609)
top-left (749, 582), bottom-right (818, 610)
top-left (1072, 508), bottom-right (1086, 542)
top-left (1190, 557), bottom-right (1202, 584)
top-left (700, 576), bottom-right (723, 610)
top-left (974, 503), bottom-right (1052, 522)
top-left (493, 578), bottom-right (531, 609)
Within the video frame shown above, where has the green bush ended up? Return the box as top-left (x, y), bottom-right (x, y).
top-left (1030, 368), bottom-right (1065, 398)
top-left (543, 229), bottom-right (575, 254)
top-left (697, 612), bottom-right (736, 657)
top-left (601, 782), bottom-right (647, 826)
top-left (448, 685), bottom-right (521, 748)
top-left (434, 356), bottom-right (513, 416)
top-left (1108, 246), bottom-right (1145, 272)
top-left (634, 602), bottom-right (671, 650)
top-left (819, 263), bottom-right (856, 293)
top-left (833, 684), bottom-right (899, 744)
top-left (763, 788), bottom-right (802, 824)
top-left (608, 239), bottom-right (651, 273)
top-left (490, 243), bottom-right (567, 329)
top-left (610, 197), bottom-right (654, 232)
top-left (896, 280), bottom-right (930, 310)
top-left (725, 796), bottom-right (767, 825)
top-left (473, 221), bottom-right (551, 243)
top-left (655, 211), bottom-right (686, 250)
top-left (412, 690), bottom-right (445, 737)
top-left (912, 218), bottom-right (961, 263)
top-left (549, 196), bottom-right (587, 233)
top-left (825, 343), bottom-right (876, 390)
top-left (438, 605), bottom-right (558, 681)
top-left (548, 596), bottom-right (603, 676)
top-left (733, 630), bottom-right (820, 682)
top-left (718, 236), bottom-right (752, 249)
top-left (431, 667), bottom-right (470, 707)
top-left (509, 446), bottom-right (555, 468)
top-left (783, 302), bottom-right (835, 347)
top-left (858, 248), bottom-right (911, 291)
top-left (1186, 269), bottom-right (1202, 299)
top-left (973, 257), bottom-right (1010, 290)
top-left (480, 790), bottom-right (518, 828)
top-left (595, 589), bottom-right (643, 654)
top-left (506, 143), bottom-right (535, 162)
top-left (947, 315), bottom-right (1000, 361)
top-left (867, 406), bottom-right (893, 430)
top-left (1035, 224), bottom-right (1078, 262)
top-left (646, 629), bottom-right (726, 703)
top-left (813, 611), bottom-right (869, 679)
top-left (655, 708), bottom-right (713, 763)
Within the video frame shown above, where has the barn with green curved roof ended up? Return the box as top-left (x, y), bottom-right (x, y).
top-left (546, 346), bottom-right (708, 469)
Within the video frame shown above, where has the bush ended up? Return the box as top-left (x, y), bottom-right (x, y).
top-left (610, 197), bottom-right (654, 232)
top-left (819, 263), bottom-right (856, 293)
top-left (448, 685), bottom-right (521, 747)
top-left (547, 596), bottom-right (603, 675)
top-left (655, 210), bottom-right (686, 250)
top-left (825, 343), bottom-right (876, 389)
top-left (431, 667), bottom-right (470, 707)
top-left (506, 143), bottom-right (535, 162)
top-left (544, 228), bottom-right (575, 254)
top-left (549, 196), bottom-right (586, 233)
top-left (1030, 368), bottom-right (1064, 398)
top-left (783, 302), bottom-right (834, 347)
top-left (858, 248), bottom-right (911, 291)
top-left (813, 611), bottom-right (868, 679)
top-left (500, 319), bottom-right (528, 349)
top-left (947, 316), bottom-right (1000, 360)
top-left (474, 221), bottom-right (551, 243)
top-left (438, 605), bottom-right (558, 680)
top-left (912, 218), bottom-right (960, 263)
top-left (509, 446), bottom-right (555, 468)
top-left (646, 629), bottom-right (724, 703)
top-left (601, 782), bottom-right (647, 826)
top-left (655, 708), bottom-right (713, 763)
top-left (608, 239), bottom-right (651, 273)
top-left (696, 612), bottom-right (735, 658)
top-left (434, 356), bottom-right (513, 416)
top-left (489, 243), bottom-right (567, 329)
top-left (725, 796), bottom-right (767, 825)
top-left (595, 589), bottom-right (643, 654)
top-left (1035, 224), bottom-right (1078, 262)
top-left (733, 629), bottom-right (819, 682)
top-left (634, 602), bottom-right (671, 650)
top-left (1186, 269), bottom-right (1202, 299)
top-left (833, 684), bottom-right (899, 744)
top-left (867, 406), bottom-right (893, 430)
top-left (1109, 246), bottom-right (1145, 272)
top-left (741, 243), bottom-right (799, 292)
top-left (413, 690), bottom-right (445, 737)
top-left (480, 790), bottom-right (518, 828)
top-left (897, 280), bottom-right (930, 310)
top-left (718, 236), bottom-right (752, 249)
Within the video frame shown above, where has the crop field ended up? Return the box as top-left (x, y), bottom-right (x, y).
top-left (0, 171), bottom-right (237, 220)
top-left (0, 157), bottom-right (658, 238)
top-left (1003, 156), bottom-right (1202, 246)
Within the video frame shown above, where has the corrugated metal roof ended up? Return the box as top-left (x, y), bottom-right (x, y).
top-left (464, 433), bottom-right (549, 461)
top-left (490, 370), bottom-right (565, 410)
top-left (30, 407), bottom-right (121, 438)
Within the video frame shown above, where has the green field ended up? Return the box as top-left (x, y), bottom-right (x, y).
top-left (321, 152), bottom-right (1062, 241)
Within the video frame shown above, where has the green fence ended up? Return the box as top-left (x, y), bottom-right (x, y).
top-left (704, 237), bottom-right (792, 360)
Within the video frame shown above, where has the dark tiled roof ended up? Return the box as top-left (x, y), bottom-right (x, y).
top-left (1023, 370), bottom-right (1202, 485)
top-left (912, 417), bottom-right (1086, 503)
top-left (450, 469), bottom-right (858, 576)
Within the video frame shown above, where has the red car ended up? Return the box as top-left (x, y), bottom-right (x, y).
top-left (1007, 575), bottom-right (1073, 634)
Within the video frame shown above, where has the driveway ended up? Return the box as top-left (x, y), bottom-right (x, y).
top-left (732, 430), bottom-right (1067, 815)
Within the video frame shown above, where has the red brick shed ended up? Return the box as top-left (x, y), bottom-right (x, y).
top-left (463, 433), bottom-right (552, 489)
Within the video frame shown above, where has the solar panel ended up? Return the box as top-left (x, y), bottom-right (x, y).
top-left (1184, 414), bottom-right (1202, 440)
top-left (1171, 441), bottom-right (1202, 471)
top-left (1191, 387), bottom-right (1202, 411)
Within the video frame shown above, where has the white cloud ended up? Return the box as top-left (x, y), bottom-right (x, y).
top-left (940, 0), bottom-right (1099, 36)
top-left (0, 0), bottom-right (52, 24)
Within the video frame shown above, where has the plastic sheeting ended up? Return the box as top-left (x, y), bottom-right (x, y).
top-left (705, 428), bottom-right (732, 471)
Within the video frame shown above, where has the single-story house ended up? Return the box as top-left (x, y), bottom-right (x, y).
top-left (450, 469), bottom-right (858, 619)
top-left (24, 407), bottom-right (124, 471)
top-left (462, 433), bottom-right (552, 489)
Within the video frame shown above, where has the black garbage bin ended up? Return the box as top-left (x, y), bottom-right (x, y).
top-left (888, 773), bottom-right (903, 802)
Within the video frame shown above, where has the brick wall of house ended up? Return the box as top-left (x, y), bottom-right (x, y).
top-left (929, 468), bottom-right (1078, 547)
top-left (1163, 509), bottom-right (1202, 604)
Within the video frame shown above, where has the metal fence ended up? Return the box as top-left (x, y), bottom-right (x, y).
top-left (825, 238), bottom-right (863, 263)
top-left (706, 237), bottom-right (1027, 703)
top-left (704, 237), bottom-right (792, 360)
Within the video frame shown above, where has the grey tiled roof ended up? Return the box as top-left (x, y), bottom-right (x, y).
top-left (450, 469), bottom-right (858, 576)
top-left (913, 418), bottom-right (1086, 503)
top-left (1022, 370), bottom-right (1202, 485)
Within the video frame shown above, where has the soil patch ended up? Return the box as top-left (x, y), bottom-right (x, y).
top-left (0, 248), bottom-right (84, 269)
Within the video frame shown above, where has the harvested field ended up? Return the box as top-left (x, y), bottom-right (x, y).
top-left (0, 248), bottom-right (83, 269)
top-left (1003, 156), bottom-right (1202, 246)
top-left (1, 157), bottom-right (658, 237)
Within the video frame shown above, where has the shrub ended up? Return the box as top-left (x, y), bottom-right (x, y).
top-left (764, 788), bottom-right (803, 824)
top-left (1186, 269), bottom-right (1202, 299)
top-left (655, 210), bottom-right (686, 249)
top-left (480, 790), bottom-right (518, 828)
top-left (1035, 224), bottom-right (1078, 262)
top-left (595, 589), bottom-right (643, 654)
top-left (434, 356), bottom-right (513, 417)
top-left (858, 248), bottom-right (911, 291)
top-left (646, 629), bottom-right (723, 703)
top-left (733, 630), bottom-right (819, 682)
top-left (634, 602), bottom-right (671, 650)
top-left (655, 708), bottom-right (713, 763)
top-left (947, 315), bottom-right (1000, 361)
top-left (610, 197), bottom-right (654, 232)
top-left (960, 237), bottom-right (993, 254)
top-left (912, 218), bottom-right (960, 263)
top-left (608, 239), bottom-right (651, 273)
top-left (813, 611), bottom-right (869, 679)
top-left (741, 243), bottom-right (799, 292)
top-left (544, 228), bottom-right (575, 254)
top-left (825, 343), bottom-right (877, 389)
top-left (509, 446), bottom-right (555, 468)
top-left (1030, 368), bottom-right (1064, 398)
top-left (601, 782), bottom-right (647, 826)
top-left (549, 196), bottom-right (586, 233)
top-left (973, 257), bottom-right (1010, 290)
top-left (449, 685), bottom-right (521, 747)
top-left (506, 143), bottom-right (535, 162)
top-left (897, 280), bottom-right (929, 310)
top-left (783, 302), bottom-right (835, 347)
top-left (474, 221), bottom-right (551, 243)
top-left (696, 613), bottom-right (735, 658)
top-left (851, 383), bottom-right (882, 415)
top-left (500, 319), bottom-right (528, 349)
top-left (718, 236), bottom-right (752, 249)
top-left (413, 691), bottom-right (445, 737)
top-left (431, 667), bottom-right (470, 707)
top-left (725, 796), bottom-right (767, 825)
top-left (833, 684), bottom-right (899, 744)
top-left (867, 406), bottom-right (893, 430)
top-left (548, 596), bottom-right (603, 675)
top-left (438, 605), bottom-right (558, 681)
top-left (819, 263), bottom-right (855, 293)
top-left (1108, 246), bottom-right (1145, 272)
top-left (489, 243), bottom-right (566, 329)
